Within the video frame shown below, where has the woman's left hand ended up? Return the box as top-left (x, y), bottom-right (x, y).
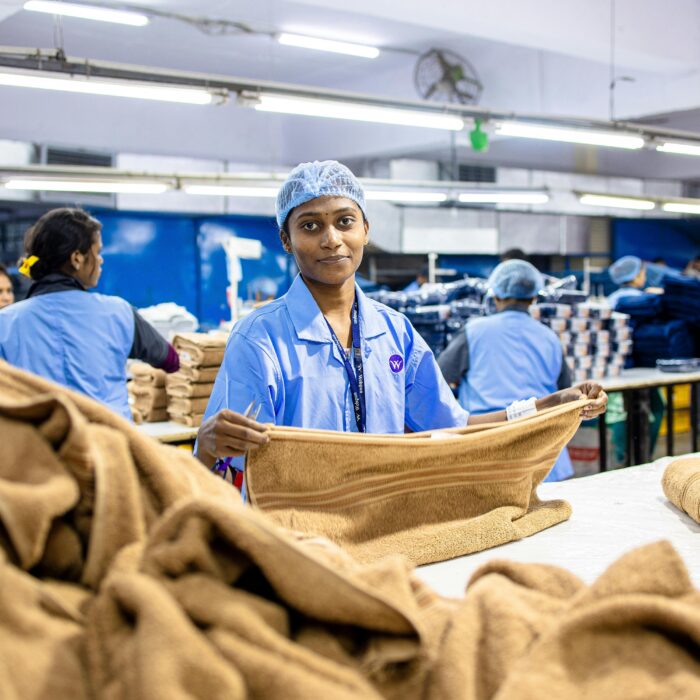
top-left (558, 382), bottom-right (608, 420)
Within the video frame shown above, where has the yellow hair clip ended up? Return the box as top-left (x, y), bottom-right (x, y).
top-left (19, 255), bottom-right (39, 278)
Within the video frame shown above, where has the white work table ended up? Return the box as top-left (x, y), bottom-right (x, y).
top-left (417, 453), bottom-right (700, 595)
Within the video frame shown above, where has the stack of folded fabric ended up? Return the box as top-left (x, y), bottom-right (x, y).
top-left (631, 319), bottom-right (695, 367)
top-left (127, 362), bottom-right (168, 423)
top-left (664, 276), bottom-right (700, 326)
top-left (614, 292), bottom-right (665, 322)
top-left (167, 332), bottom-right (227, 426)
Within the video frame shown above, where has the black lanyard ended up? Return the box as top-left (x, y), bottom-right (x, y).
top-left (324, 297), bottom-right (366, 433)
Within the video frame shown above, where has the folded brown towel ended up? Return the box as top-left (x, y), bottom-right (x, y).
top-left (175, 364), bottom-right (219, 383)
top-left (131, 388), bottom-right (168, 412)
top-left (172, 332), bottom-right (227, 368)
top-left (165, 376), bottom-right (215, 399)
top-left (2, 360), bottom-right (700, 700)
top-left (129, 362), bottom-right (166, 387)
top-left (167, 396), bottom-right (209, 415)
top-left (662, 456), bottom-right (700, 524)
top-left (166, 410), bottom-right (204, 427)
top-left (246, 401), bottom-right (588, 566)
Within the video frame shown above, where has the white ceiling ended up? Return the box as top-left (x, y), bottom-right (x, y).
top-left (1, 0), bottom-right (700, 180)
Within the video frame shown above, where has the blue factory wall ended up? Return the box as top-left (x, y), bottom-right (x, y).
top-left (613, 219), bottom-right (700, 270)
top-left (93, 209), bottom-right (291, 329)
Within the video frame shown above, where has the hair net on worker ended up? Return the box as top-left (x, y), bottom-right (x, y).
top-left (609, 255), bottom-right (642, 285)
top-left (275, 160), bottom-right (366, 230)
top-left (488, 259), bottom-right (544, 300)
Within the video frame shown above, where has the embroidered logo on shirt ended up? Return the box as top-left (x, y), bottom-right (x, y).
top-left (389, 354), bottom-right (404, 373)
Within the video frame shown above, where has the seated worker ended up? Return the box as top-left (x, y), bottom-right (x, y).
top-left (0, 264), bottom-right (15, 309)
top-left (607, 256), bottom-right (649, 307)
top-left (402, 269), bottom-right (428, 293)
top-left (438, 260), bottom-right (574, 481)
top-left (195, 160), bottom-right (607, 476)
top-left (0, 208), bottom-right (179, 420)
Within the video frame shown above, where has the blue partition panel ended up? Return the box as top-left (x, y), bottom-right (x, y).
top-left (94, 211), bottom-right (199, 314)
top-left (613, 219), bottom-right (700, 269)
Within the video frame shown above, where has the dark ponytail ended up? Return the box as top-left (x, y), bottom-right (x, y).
top-left (23, 208), bottom-right (101, 281)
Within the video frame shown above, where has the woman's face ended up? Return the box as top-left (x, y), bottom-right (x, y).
top-left (282, 196), bottom-right (368, 287)
top-left (0, 274), bottom-right (14, 309)
top-left (74, 230), bottom-right (104, 289)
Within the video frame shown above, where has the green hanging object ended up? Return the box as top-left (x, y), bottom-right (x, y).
top-left (469, 119), bottom-right (489, 152)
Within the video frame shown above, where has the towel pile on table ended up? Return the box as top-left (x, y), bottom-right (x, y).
top-left (166, 332), bottom-right (226, 427)
top-left (1, 359), bottom-right (700, 700)
top-left (127, 362), bottom-right (168, 423)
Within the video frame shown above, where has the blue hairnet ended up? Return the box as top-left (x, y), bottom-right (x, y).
top-left (609, 256), bottom-right (642, 285)
top-left (275, 160), bottom-right (366, 230)
top-left (488, 260), bottom-right (544, 299)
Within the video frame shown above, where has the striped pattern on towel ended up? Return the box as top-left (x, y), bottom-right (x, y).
top-left (246, 400), bottom-right (588, 566)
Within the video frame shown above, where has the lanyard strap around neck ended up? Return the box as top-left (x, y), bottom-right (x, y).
top-left (324, 297), bottom-right (366, 433)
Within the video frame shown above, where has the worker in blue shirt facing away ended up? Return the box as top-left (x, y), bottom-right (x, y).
top-left (438, 260), bottom-right (574, 481)
top-left (0, 208), bottom-right (179, 420)
top-left (195, 161), bottom-right (607, 473)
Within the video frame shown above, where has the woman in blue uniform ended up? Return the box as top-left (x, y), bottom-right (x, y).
top-left (438, 260), bottom-right (574, 481)
top-left (607, 256), bottom-right (647, 308)
top-left (196, 161), bottom-right (607, 470)
top-left (0, 207), bottom-right (179, 419)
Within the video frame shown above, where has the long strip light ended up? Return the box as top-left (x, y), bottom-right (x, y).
top-left (184, 185), bottom-right (279, 197)
top-left (458, 191), bottom-right (549, 204)
top-left (656, 141), bottom-right (700, 157)
top-left (578, 194), bottom-right (655, 210)
top-left (277, 33), bottom-right (379, 59)
top-left (365, 190), bottom-right (448, 203)
top-left (248, 93), bottom-right (464, 131)
top-left (496, 121), bottom-right (645, 150)
top-left (23, 1), bottom-right (149, 26)
top-left (0, 68), bottom-right (217, 104)
top-left (662, 202), bottom-right (700, 215)
top-left (4, 179), bottom-right (169, 194)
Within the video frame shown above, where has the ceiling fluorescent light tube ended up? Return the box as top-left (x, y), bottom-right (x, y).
top-left (0, 68), bottom-right (216, 104)
top-left (4, 179), bottom-right (169, 194)
top-left (656, 141), bottom-right (700, 157)
top-left (662, 202), bottom-right (700, 215)
top-left (184, 185), bottom-right (279, 197)
top-left (496, 121), bottom-right (644, 150)
top-left (251, 94), bottom-right (464, 131)
top-left (364, 191), bottom-right (447, 203)
top-left (23, 1), bottom-right (149, 26)
top-left (458, 191), bottom-right (549, 204)
top-left (277, 33), bottom-right (379, 58)
top-left (579, 194), bottom-right (655, 210)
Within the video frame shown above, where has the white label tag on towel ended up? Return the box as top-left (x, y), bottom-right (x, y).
top-left (430, 431), bottom-right (455, 440)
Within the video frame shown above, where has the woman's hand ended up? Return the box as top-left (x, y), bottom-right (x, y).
top-left (557, 382), bottom-right (608, 420)
top-left (196, 409), bottom-right (269, 468)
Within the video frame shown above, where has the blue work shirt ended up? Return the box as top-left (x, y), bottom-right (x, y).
top-left (0, 290), bottom-right (134, 419)
top-left (457, 309), bottom-right (573, 481)
top-left (204, 274), bottom-right (468, 454)
top-left (607, 286), bottom-right (642, 310)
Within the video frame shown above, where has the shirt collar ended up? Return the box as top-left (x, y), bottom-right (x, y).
top-left (283, 274), bottom-right (386, 343)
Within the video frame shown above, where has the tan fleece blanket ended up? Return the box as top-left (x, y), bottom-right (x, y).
top-left (129, 361), bottom-right (166, 387)
top-left (2, 360), bottom-right (700, 700)
top-left (173, 332), bottom-right (227, 368)
top-left (165, 375), bottom-right (215, 399)
top-left (662, 456), bottom-right (700, 523)
top-left (246, 401), bottom-right (586, 566)
top-left (174, 363), bottom-right (220, 383)
top-left (166, 410), bottom-right (204, 427)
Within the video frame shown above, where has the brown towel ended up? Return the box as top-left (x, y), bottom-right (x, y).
top-left (2, 360), bottom-right (700, 700)
top-left (246, 401), bottom-right (588, 566)
top-left (166, 411), bottom-right (204, 427)
top-left (165, 376), bottom-right (215, 399)
top-left (131, 387), bottom-right (168, 411)
top-left (167, 396), bottom-right (209, 415)
top-left (134, 407), bottom-right (169, 423)
top-left (662, 456), bottom-right (700, 524)
top-left (175, 364), bottom-right (220, 383)
top-left (129, 362), bottom-right (166, 387)
top-left (173, 332), bottom-right (227, 368)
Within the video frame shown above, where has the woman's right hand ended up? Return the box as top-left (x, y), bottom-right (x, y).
top-left (196, 409), bottom-right (270, 468)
